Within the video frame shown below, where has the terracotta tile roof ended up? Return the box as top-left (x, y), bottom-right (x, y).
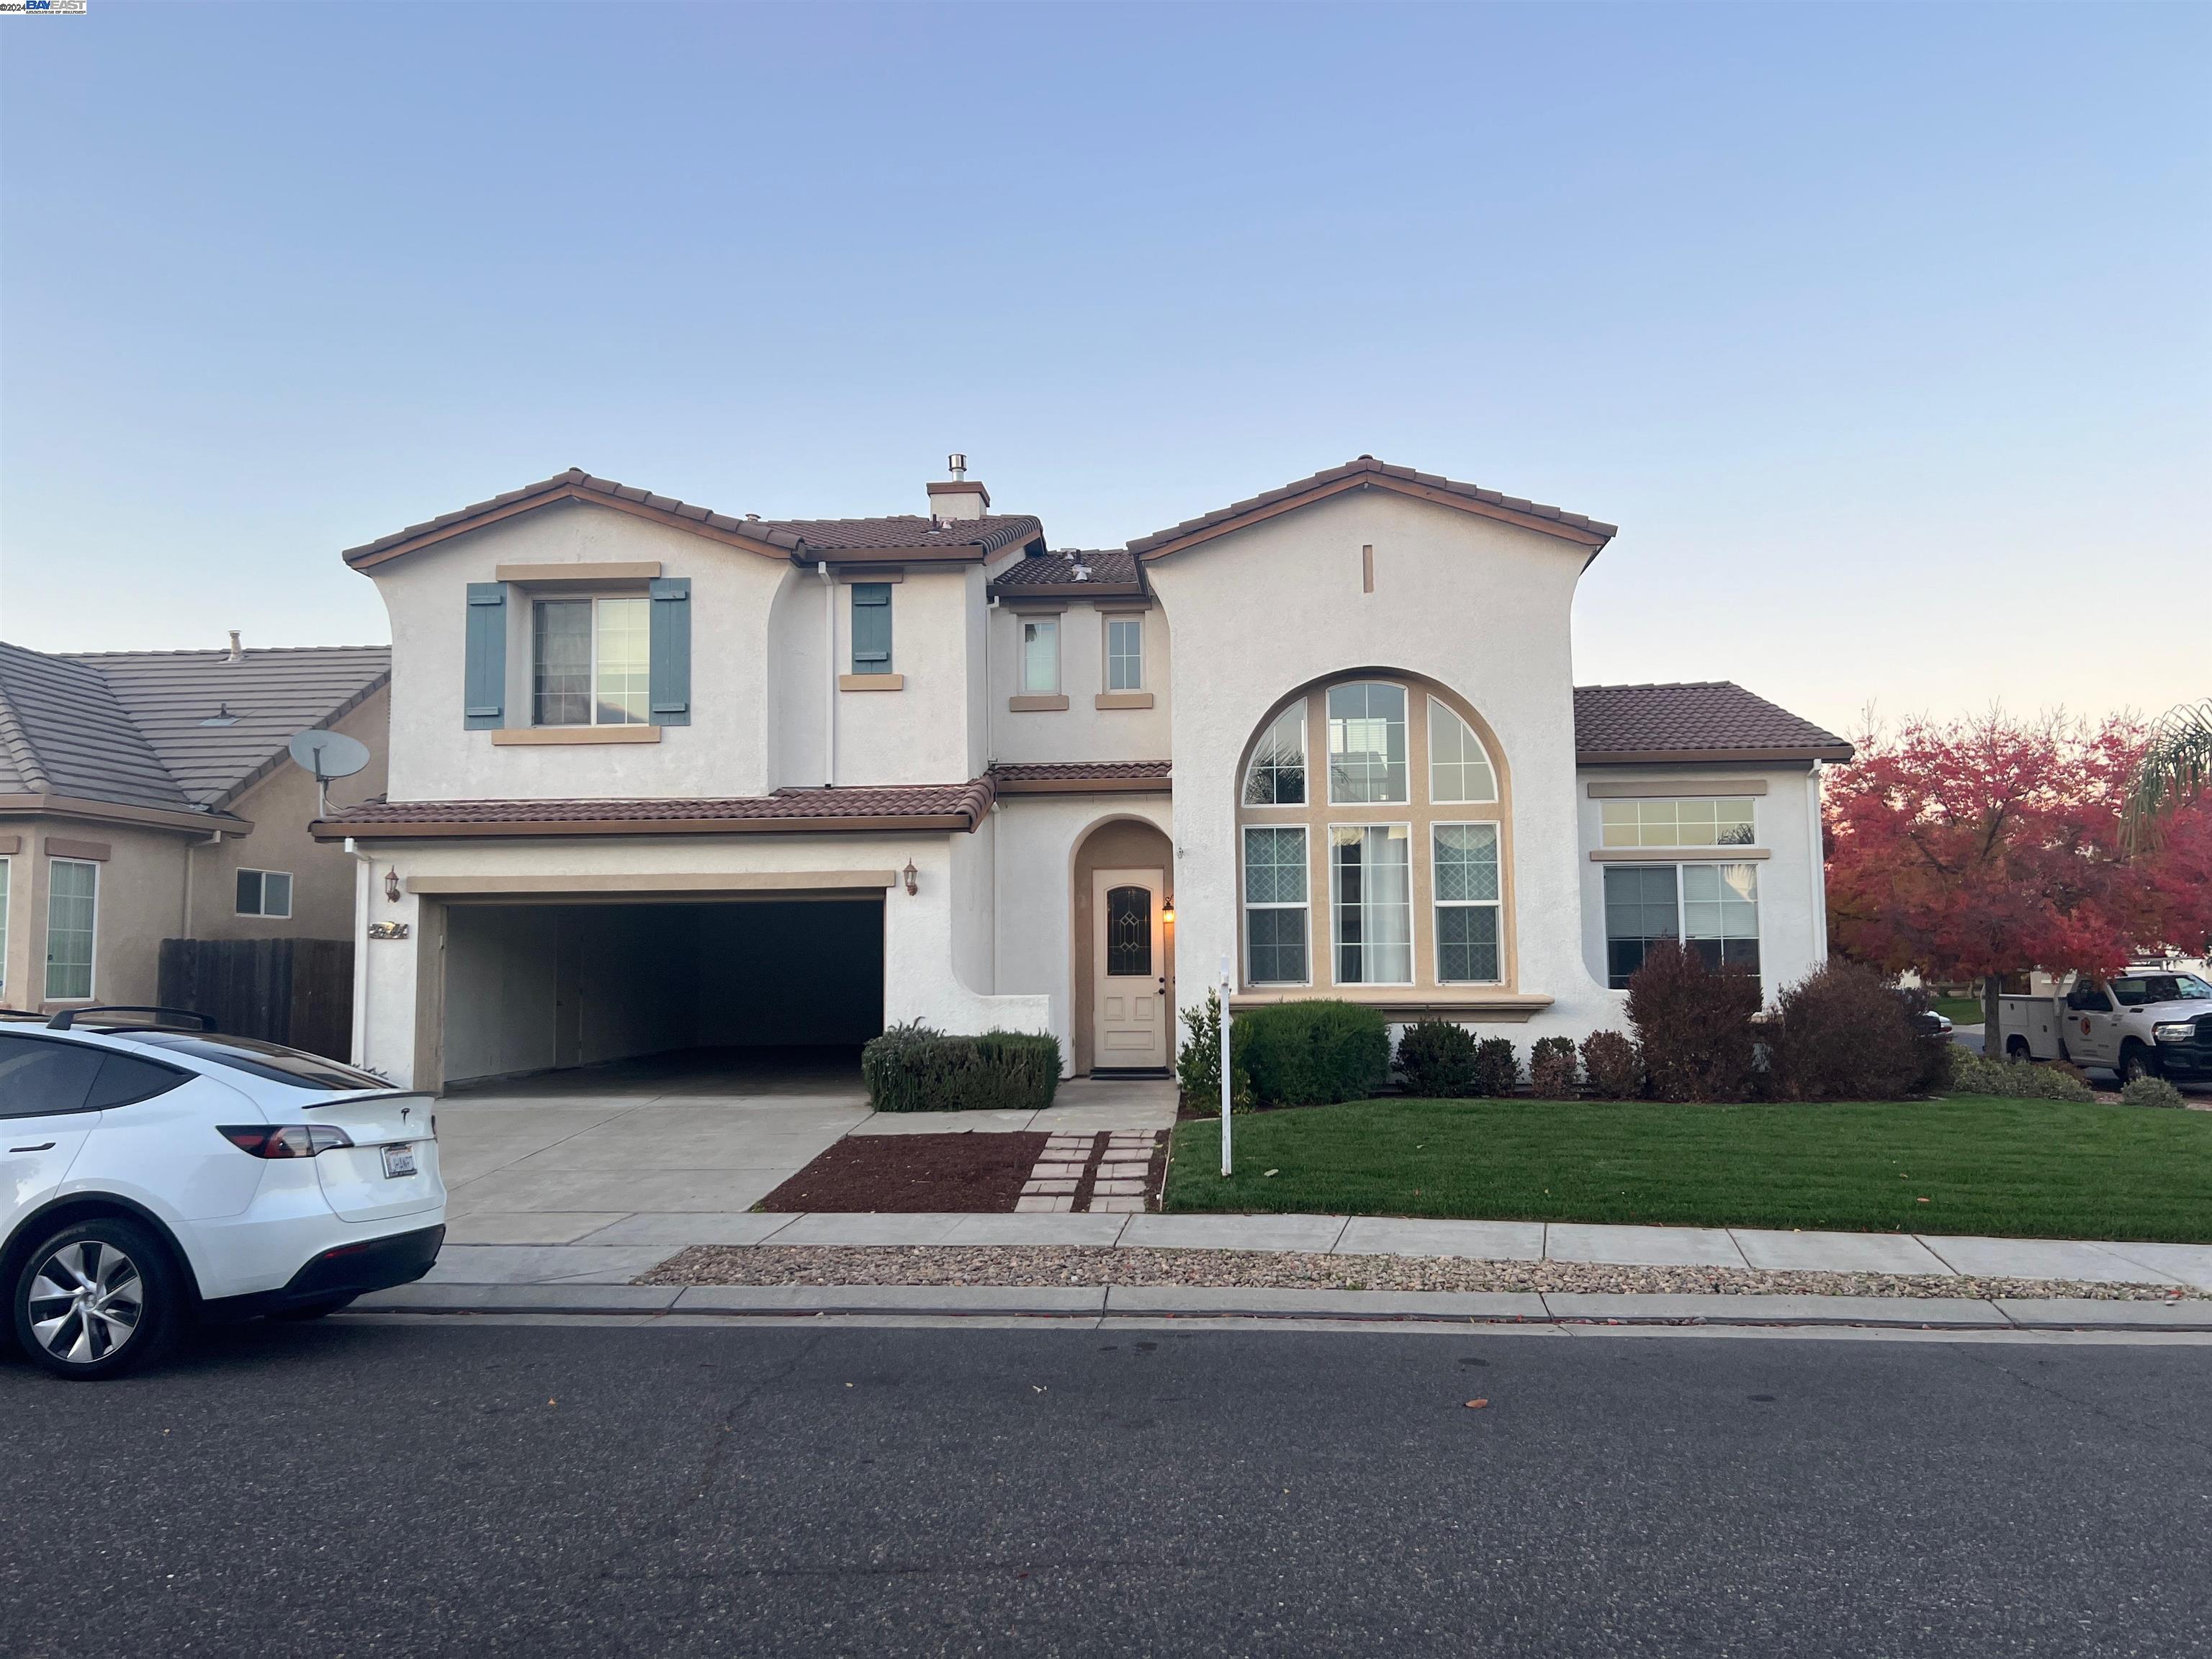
top-left (343, 468), bottom-right (1041, 569)
top-left (1128, 457), bottom-right (1617, 559)
top-left (314, 778), bottom-right (997, 840)
top-left (990, 760), bottom-right (1170, 793)
top-left (1574, 682), bottom-right (1853, 765)
top-left (62, 646), bottom-right (389, 809)
top-left (988, 550), bottom-right (1144, 599)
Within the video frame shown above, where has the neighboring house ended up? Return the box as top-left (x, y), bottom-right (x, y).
top-left (315, 457), bottom-right (1852, 1092)
top-left (0, 641), bottom-right (390, 1011)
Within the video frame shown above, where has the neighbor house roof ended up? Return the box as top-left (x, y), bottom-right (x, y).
top-left (987, 550), bottom-right (1146, 601)
top-left (313, 779), bottom-right (999, 841)
top-left (342, 469), bottom-right (1043, 570)
top-left (0, 641), bottom-right (389, 829)
top-left (1128, 457), bottom-right (1617, 562)
top-left (1573, 682), bottom-right (1853, 765)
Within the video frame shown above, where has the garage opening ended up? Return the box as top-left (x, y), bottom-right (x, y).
top-left (439, 896), bottom-right (884, 1090)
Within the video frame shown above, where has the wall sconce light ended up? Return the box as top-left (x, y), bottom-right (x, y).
top-left (902, 860), bottom-right (918, 896)
top-left (1161, 896), bottom-right (1176, 923)
top-left (383, 868), bottom-right (402, 904)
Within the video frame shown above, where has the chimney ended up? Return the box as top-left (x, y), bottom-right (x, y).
top-left (926, 452), bottom-right (990, 522)
top-left (225, 630), bottom-right (244, 662)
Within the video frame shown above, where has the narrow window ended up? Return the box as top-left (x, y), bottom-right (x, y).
top-left (1683, 863), bottom-right (1760, 975)
top-left (1433, 824), bottom-right (1502, 983)
top-left (851, 583), bottom-right (893, 674)
top-left (1242, 825), bottom-right (1309, 985)
top-left (1021, 617), bottom-right (1059, 693)
top-left (1330, 824), bottom-right (1412, 984)
top-left (45, 858), bottom-right (98, 1001)
top-left (1603, 865), bottom-right (1678, 989)
top-left (1105, 616), bottom-right (1144, 692)
top-left (1427, 701), bottom-right (1497, 804)
top-left (1105, 886), bottom-right (1154, 976)
top-left (1326, 682), bottom-right (1408, 804)
top-left (534, 597), bottom-right (652, 726)
top-left (235, 869), bottom-right (294, 920)
top-left (1243, 703), bottom-right (1307, 805)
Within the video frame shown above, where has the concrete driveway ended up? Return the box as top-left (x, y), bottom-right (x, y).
top-left (433, 1048), bottom-right (1175, 1254)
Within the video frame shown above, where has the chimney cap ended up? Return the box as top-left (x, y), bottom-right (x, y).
top-left (225, 629), bottom-right (244, 662)
top-left (947, 452), bottom-right (966, 480)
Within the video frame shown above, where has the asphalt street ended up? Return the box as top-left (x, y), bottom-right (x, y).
top-left (3, 1318), bottom-right (2208, 1658)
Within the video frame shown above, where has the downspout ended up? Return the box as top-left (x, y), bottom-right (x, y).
top-left (817, 561), bottom-right (837, 786)
top-left (346, 837), bottom-right (374, 1068)
top-left (181, 829), bottom-right (222, 938)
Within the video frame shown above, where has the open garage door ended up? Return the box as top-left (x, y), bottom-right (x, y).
top-left (439, 896), bottom-right (884, 1089)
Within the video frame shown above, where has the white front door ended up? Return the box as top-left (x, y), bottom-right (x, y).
top-left (1092, 867), bottom-right (1167, 1070)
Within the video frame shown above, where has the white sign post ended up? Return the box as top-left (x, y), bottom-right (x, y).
top-left (1218, 954), bottom-right (1233, 1179)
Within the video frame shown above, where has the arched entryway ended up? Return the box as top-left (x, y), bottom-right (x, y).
top-left (1071, 817), bottom-right (1176, 1074)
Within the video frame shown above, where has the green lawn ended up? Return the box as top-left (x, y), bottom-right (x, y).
top-left (1931, 995), bottom-right (1987, 1025)
top-left (1164, 1096), bottom-right (2212, 1241)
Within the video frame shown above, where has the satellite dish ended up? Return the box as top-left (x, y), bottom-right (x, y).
top-left (289, 729), bottom-right (371, 781)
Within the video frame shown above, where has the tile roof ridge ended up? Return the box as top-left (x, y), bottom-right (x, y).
top-left (63, 644), bottom-right (393, 659)
top-left (1575, 679), bottom-right (1738, 691)
top-left (0, 679), bottom-right (52, 791)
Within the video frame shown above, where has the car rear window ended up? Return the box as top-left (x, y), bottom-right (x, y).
top-left (109, 1031), bottom-right (392, 1092)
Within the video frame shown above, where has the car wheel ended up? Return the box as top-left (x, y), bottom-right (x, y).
top-left (11, 1218), bottom-right (183, 1381)
top-left (271, 1295), bottom-right (356, 1322)
top-left (2120, 1042), bottom-right (2158, 1084)
top-left (2005, 1036), bottom-right (2031, 1061)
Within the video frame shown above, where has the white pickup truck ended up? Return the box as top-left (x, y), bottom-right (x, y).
top-left (1997, 971), bottom-right (2212, 1084)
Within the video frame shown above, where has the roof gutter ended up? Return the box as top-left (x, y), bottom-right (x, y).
top-left (0, 793), bottom-right (252, 836)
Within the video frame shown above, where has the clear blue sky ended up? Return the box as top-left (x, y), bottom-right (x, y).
top-left (4, 2), bottom-right (2206, 737)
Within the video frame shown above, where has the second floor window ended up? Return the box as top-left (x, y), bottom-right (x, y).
top-left (851, 583), bottom-right (893, 673)
top-left (1022, 617), bottom-right (1059, 693)
top-left (1105, 616), bottom-right (1144, 691)
top-left (534, 597), bottom-right (649, 726)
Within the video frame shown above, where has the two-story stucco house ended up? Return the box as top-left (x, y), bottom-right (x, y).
top-left (315, 457), bottom-right (1851, 1091)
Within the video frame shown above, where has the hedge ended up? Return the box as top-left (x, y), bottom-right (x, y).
top-left (860, 1022), bottom-right (1063, 1113)
top-left (1233, 1000), bottom-right (1390, 1107)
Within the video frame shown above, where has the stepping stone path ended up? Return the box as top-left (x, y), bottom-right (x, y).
top-left (1017, 1130), bottom-right (1162, 1213)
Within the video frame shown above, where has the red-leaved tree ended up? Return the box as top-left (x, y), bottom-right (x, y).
top-left (1825, 710), bottom-right (2212, 1033)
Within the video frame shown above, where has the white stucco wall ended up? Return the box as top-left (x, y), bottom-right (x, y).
top-left (1145, 487), bottom-right (1624, 1046)
top-left (987, 601), bottom-right (1174, 764)
top-left (350, 830), bottom-right (1047, 1088)
top-left (832, 567), bottom-right (987, 786)
top-left (373, 501), bottom-right (790, 802)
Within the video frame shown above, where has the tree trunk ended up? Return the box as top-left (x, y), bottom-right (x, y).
top-left (1983, 974), bottom-right (2004, 1049)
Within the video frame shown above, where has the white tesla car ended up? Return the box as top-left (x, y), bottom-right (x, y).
top-left (2, 1007), bottom-right (444, 1380)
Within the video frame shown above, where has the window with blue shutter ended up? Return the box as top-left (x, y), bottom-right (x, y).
top-left (851, 583), bottom-right (892, 673)
top-left (463, 583), bottom-right (508, 729)
top-left (648, 577), bottom-right (691, 724)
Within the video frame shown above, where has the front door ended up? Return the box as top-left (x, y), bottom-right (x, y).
top-left (1092, 867), bottom-right (1167, 1070)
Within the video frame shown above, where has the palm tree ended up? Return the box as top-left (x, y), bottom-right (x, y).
top-left (2125, 700), bottom-right (2212, 849)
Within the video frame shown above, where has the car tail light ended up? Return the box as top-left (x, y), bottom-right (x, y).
top-left (218, 1125), bottom-right (356, 1159)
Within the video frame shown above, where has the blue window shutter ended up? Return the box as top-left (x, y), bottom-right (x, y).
top-left (851, 582), bottom-right (892, 672)
top-left (648, 577), bottom-right (692, 724)
top-left (463, 583), bottom-right (506, 729)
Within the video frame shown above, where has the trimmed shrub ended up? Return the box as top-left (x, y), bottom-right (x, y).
top-left (2121, 1074), bottom-right (2189, 1110)
top-left (1768, 959), bottom-right (1925, 1101)
top-left (1234, 1000), bottom-right (1391, 1107)
top-left (1943, 1051), bottom-right (2096, 1104)
top-left (1176, 989), bottom-right (1254, 1112)
top-left (1395, 1020), bottom-right (1480, 1097)
top-left (1624, 939), bottom-right (1762, 1102)
top-left (1581, 1030), bottom-right (1644, 1100)
top-left (861, 1022), bottom-right (1063, 1113)
top-left (1529, 1035), bottom-right (1580, 1100)
top-left (1472, 1037), bottom-right (1520, 1097)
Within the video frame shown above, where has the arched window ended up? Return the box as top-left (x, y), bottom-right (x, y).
top-left (1236, 676), bottom-right (1510, 992)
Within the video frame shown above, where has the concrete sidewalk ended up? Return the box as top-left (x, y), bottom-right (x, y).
top-left (413, 1211), bottom-right (2212, 1292)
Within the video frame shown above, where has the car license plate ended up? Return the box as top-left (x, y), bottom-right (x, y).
top-left (382, 1143), bottom-right (418, 1179)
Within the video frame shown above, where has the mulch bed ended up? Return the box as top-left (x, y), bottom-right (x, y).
top-left (755, 1133), bottom-right (1048, 1213)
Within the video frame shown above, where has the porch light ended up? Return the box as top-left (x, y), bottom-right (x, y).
top-left (383, 867), bottom-right (402, 903)
top-left (902, 860), bottom-right (918, 896)
top-left (1161, 898), bottom-right (1176, 923)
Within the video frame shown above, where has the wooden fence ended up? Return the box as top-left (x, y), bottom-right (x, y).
top-left (156, 938), bottom-right (355, 1061)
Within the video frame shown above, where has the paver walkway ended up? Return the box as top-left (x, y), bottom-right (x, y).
top-left (418, 1212), bottom-right (2212, 1291)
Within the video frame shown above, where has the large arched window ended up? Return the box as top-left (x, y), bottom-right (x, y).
top-left (1236, 677), bottom-right (1509, 992)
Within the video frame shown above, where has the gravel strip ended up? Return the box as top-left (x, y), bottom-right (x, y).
top-left (636, 1244), bottom-right (2203, 1301)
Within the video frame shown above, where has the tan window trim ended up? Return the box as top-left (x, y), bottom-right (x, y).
top-left (495, 561), bottom-right (661, 590)
top-left (839, 673), bottom-right (905, 692)
top-left (835, 568), bottom-right (904, 584)
top-left (1586, 778), bottom-right (1769, 799)
top-left (1094, 599), bottom-right (1152, 614)
top-left (491, 726), bottom-right (662, 746)
top-left (1590, 847), bottom-right (1770, 862)
top-left (1003, 601), bottom-right (1067, 616)
top-left (1231, 989), bottom-right (1555, 1023)
top-left (1009, 693), bottom-right (1069, 712)
top-left (45, 837), bottom-right (112, 861)
top-left (0, 835), bottom-right (19, 854)
top-left (1094, 692), bottom-right (1154, 711)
